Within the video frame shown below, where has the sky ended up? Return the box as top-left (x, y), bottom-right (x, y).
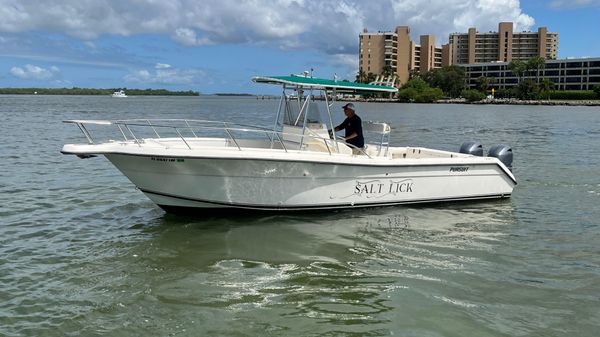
top-left (0, 0), bottom-right (599, 94)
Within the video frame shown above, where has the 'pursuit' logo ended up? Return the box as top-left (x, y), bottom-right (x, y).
top-left (450, 166), bottom-right (469, 172)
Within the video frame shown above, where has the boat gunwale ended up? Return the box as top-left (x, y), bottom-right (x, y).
top-left (60, 149), bottom-right (517, 185)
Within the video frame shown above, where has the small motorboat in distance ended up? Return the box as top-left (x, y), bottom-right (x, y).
top-left (62, 74), bottom-right (516, 212)
top-left (111, 90), bottom-right (127, 98)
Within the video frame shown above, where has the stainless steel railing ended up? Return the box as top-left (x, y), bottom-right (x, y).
top-left (64, 119), bottom-right (390, 158)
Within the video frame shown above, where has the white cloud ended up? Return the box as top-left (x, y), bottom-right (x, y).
top-left (331, 54), bottom-right (358, 70)
top-left (52, 79), bottom-right (73, 87)
top-left (0, 0), bottom-right (536, 54)
top-left (173, 28), bottom-right (199, 46)
top-left (124, 66), bottom-right (206, 84)
top-left (125, 69), bottom-right (151, 81)
top-left (10, 64), bottom-right (60, 80)
top-left (172, 28), bottom-right (214, 46)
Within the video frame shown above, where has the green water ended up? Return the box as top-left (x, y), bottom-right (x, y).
top-left (1, 95), bottom-right (599, 336)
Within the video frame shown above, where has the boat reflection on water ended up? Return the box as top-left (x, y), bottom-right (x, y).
top-left (67, 201), bottom-right (516, 334)
top-left (145, 200), bottom-right (516, 267)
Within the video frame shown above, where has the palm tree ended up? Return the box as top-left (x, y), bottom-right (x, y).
top-left (356, 69), bottom-right (368, 83)
top-left (539, 79), bottom-right (555, 100)
top-left (594, 84), bottom-right (600, 98)
top-left (476, 76), bottom-right (492, 93)
top-left (409, 69), bottom-right (421, 80)
top-left (527, 56), bottom-right (546, 84)
top-left (382, 65), bottom-right (394, 77)
top-left (508, 60), bottom-right (527, 84)
top-left (366, 72), bottom-right (377, 84)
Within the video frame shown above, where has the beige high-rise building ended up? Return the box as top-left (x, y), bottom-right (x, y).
top-left (359, 26), bottom-right (450, 86)
top-left (358, 22), bottom-right (558, 86)
top-left (449, 22), bottom-right (558, 64)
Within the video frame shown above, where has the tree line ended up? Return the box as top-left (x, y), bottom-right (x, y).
top-left (356, 57), bottom-right (600, 103)
top-left (0, 87), bottom-right (200, 96)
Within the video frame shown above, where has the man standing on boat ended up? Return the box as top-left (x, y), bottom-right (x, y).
top-left (330, 103), bottom-right (364, 154)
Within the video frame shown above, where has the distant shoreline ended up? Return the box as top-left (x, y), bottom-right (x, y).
top-left (214, 93), bottom-right (253, 97)
top-left (350, 97), bottom-right (600, 106)
top-left (441, 98), bottom-right (600, 106)
top-left (0, 88), bottom-right (199, 96)
top-left (2, 89), bottom-right (597, 105)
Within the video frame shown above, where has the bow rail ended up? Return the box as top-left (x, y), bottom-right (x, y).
top-left (64, 119), bottom-right (391, 158)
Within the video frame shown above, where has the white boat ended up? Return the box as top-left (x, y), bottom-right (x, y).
top-left (62, 75), bottom-right (516, 212)
top-left (111, 90), bottom-right (127, 98)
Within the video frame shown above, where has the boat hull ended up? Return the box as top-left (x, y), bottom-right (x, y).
top-left (104, 153), bottom-right (515, 211)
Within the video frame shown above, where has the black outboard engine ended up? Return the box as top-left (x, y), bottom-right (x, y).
top-left (488, 144), bottom-right (513, 169)
top-left (459, 141), bottom-right (483, 156)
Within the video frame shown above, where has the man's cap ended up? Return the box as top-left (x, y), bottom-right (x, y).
top-left (342, 103), bottom-right (355, 110)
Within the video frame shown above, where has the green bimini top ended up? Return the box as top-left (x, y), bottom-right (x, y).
top-left (252, 75), bottom-right (398, 94)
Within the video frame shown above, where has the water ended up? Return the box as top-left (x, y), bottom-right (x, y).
top-left (1, 95), bottom-right (599, 336)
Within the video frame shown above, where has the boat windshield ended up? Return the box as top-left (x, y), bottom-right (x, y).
top-left (282, 96), bottom-right (326, 126)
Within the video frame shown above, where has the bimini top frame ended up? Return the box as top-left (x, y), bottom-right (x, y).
top-left (252, 75), bottom-right (398, 94)
top-left (252, 75), bottom-right (398, 151)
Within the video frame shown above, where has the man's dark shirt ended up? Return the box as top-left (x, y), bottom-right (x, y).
top-left (336, 114), bottom-right (364, 148)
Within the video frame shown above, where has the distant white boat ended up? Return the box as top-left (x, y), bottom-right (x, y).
top-left (111, 90), bottom-right (127, 98)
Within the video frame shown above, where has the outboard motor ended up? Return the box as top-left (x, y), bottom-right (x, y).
top-left (459, 141), bottom-right (483, 156)
top-left (488, 144), bottom-right (513, 169)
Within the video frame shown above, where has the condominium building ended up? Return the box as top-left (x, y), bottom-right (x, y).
top-left (449, 22), bottom-right (558, 64)
top-left (461, 57), bottom-right (600, 91)
top-left (359, 26), bottom-right (451, 86)
top-left (358, 22), bottom-right (558, 86)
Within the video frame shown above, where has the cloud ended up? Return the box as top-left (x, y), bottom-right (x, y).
top-left (172, 28), bottom-right (213, 46)
top-left (124, 65), bottom-right (206, 84)
top-left (331, 54), bottom-right (359, 69)
top-left (0, 0), bottom-right (535, 55)
top-left (155, 63), bottom-right (171, 69)
top-left (83, 41), bottom-right (96, 49)
top-left (10, 64), bottom-right (60, 80)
